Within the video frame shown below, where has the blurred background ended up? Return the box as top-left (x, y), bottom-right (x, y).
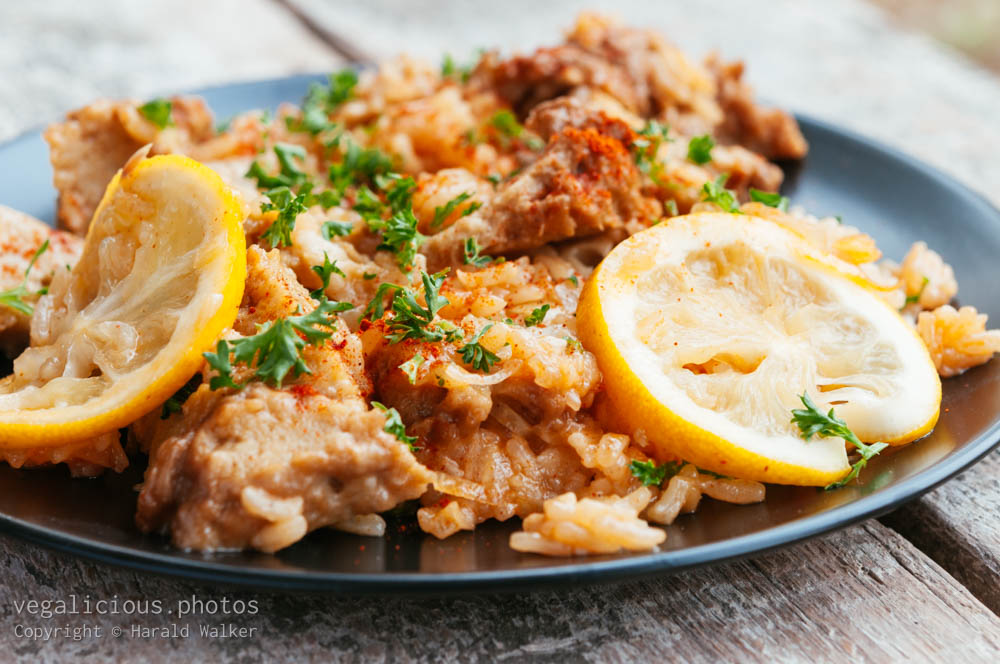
top-left (0, 0), bottom-right (998, 200)
top-left (872, 0), bottom-right (1000, 72)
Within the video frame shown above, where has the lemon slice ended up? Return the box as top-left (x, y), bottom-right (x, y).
top-left (577, 212), bottom-right (941, 486)
top-left (0, 153), bottom-right (245, 446)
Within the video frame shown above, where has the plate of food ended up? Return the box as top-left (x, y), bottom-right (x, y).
top-left (0, 14), bottom-right (998, 592)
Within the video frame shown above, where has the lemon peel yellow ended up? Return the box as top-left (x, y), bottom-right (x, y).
top-left (577, 212), bottom-right (941, 486)
top-left (0, 153), bottom-right (245, 446)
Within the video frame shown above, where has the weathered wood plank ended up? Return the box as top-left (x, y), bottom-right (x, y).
top-left (1, 522), bottom-right (997, 662)
top-left (0, 0), bottom-right (343, 142)
top-left (881, 448), bottom-right (1000, 614)
top-left (287, 0), bottom-right (1000, 208)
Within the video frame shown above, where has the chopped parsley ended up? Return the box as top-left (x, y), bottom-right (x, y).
top-left (687, 134), bottom-right (715, 165)
top-left (353, 186), bottom-right (385, 226)
top-left (459, 324), bottom-right (499, 372)
top-left (633, 120), bottom-right (671, 183)
top-left (565, 336), bottom-right (583, 354)
top-left (524, 304), bottom-right (550, 327)
top-left (463, 237), bottom-right (492, 267)
top-left (701, 174), bottom-right (741, 213)
top-left (0, 239), bottom-right (50, 316)
top-left (399, 352), bottom-right (425, 384)
top-left (310, 253), bottom-right (346, 300)
top-left (490, 110), bottom-right (522, 137)
top-left (321, 220), bottom-right (354, 239)
top-left (431, 192), bottom-right (481, 229)
top-left (362, 272), bottom-right (377, 280)
top-left (567, 275), bottom-right (579, 287)
top-left (489, 110), bottom-right (544, 150)
top-left (373, 401), bottom-right (419, 451)
top-left (260, 186), bottom-right (309, 248)
top-left (791, 393), bottom-right (889, 490)
top-left (749, 188), bottom-right (790, 212)
top-left (440, 51), bottom-right (479, 83)
top-left (380, 174), bottom-right (417, 214)
top-left (295, 69), bottom-right (358, 135)
top-left (161, 373), bottom-right (203, 419)
top-left (377, 208), bottom-right (425, 270)
top-left (629, 459), bottom-right (682, 487)
top-left (904, 276), bottom-right (929, 306)
top-left (138, 98), bottom-right (173, 129)
top-left (203, 299), bottom-right (352, 390)
top-left (246, 143), bottom-right (310, 190)
top-left (328, 140), bottom-right (394, 194)
top-left (286, 69), bottom-right (356, 135)
top-left (364, 271), bottom-right (462, 345)
top-left (664, 199), bottom-right (679, 217)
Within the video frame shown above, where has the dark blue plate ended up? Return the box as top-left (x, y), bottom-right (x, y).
top-left (0, 75), bottom-right (998, 593)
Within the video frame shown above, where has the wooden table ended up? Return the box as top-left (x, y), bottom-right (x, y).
top-left (1, 1), bottom-right (999, 660)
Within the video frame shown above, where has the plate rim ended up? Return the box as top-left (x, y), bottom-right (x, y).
top-left (0, 73), bottom-right (999, 594)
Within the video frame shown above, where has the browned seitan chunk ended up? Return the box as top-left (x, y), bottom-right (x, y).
top-left (708, 57), bottom-right (808, 161)
top-left (44, 97), bottom-right (214, 234)
top-left (421, 107), bottom-right (660, 270)
top-left (133, 247), bottom-right (431, 552)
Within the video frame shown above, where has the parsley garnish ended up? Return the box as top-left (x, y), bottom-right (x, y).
top-left (431, 192), bottom-right (481, 229)
top-left (328, 140), bottom-right (394, 194)
top-left (161, 373), bottom-right (202, 419)
top-left (489, 110), bottom-right (543, 150)
top-left (364, 271), bottom-right (462, 344)
top-left (459, 324), bottom-right (499, 372)
top-left (288, 70), bottom-right (355, 135)
top-left (380, 174), bottom-right (417, 214)
top-left (203, 299), bottom-right (352, 390)
top-left (0, 239), bottom-right (50, 316)
top-left (633, 120), bottom-right (671, 182)
top-left (904, 276), bottom-right (929, 306)
top-left (353, 186), bottom-right (386, 227)
top-left (138, 98), bottom-right (173, 129)
top-left (565, 337), bottom-right (583, 354)
top-left (664, 199), bottom-right (679, 217)
top-left (321, 220), bottom-right (353, 239)
top-left (791, 393), bottom-right (889, 490)
top-left (463, 237), bottom-right (492, 267)
top-left (441, 52), bottom-right (478, 83)
top-left (373, 401), bottom-right (419, 451)
top-left (629, 459), bottom-right (682, 487)
top-left (310, 253), bottom-right (346, 300)
top-left (294, 69), bottom-right (358, 135)
top-left (687, 134), bottom-right (715, 165)
top-left (362, 272), bottom-right (377, 280)
top-left (701, 174), bottom-right (741, 213)
top-left (749, 188), bottom-right (790, 212)
top-left (490, 110), bottom-right (522, 138)
top-left (567, 275), bottom-right (579, 287)
top-left (246, 143), bottom-right (309, 190)
top-left (326, 69), bottom-right (359, 106)
top-left (441, 53), bottom-right (457, 78)
top-left (260, 186), bottom-right (308, 248)
top-left (524, 304), bottom-right (550, 327)
top-left (399, 352), bottom-right (425, 384)
top-left (377, 208), bottom-right (425, 270)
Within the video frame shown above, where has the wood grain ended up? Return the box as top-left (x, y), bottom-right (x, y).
top-left (0, 0), bottom-right (343, 142)
top-left (881, 449), bottom-right (1000, 614)
top-left (1, 522), bottom-right (998, 662)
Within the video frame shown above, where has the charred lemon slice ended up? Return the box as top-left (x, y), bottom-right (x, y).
top-left (577, 212), bottom-right (941, 486)
top-left (0, 153), bottom-right (245, 446)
